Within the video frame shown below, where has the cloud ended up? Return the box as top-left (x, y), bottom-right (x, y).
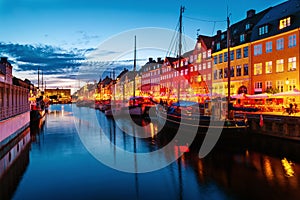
top-left (0, 42), bottom-right (85, 76)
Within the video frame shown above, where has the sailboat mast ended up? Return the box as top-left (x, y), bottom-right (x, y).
top-left (133, 35), bottom-right (136, 105)
top-left (38, 66), bottom-right (40, 90)
top-left (177, 6), bottom-right (184, 102)
top-left (227, 15), bottom-right (231, 119)
top-left (42, 71), bottom-right (44, 92)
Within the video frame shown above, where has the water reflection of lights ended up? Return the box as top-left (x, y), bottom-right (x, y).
top-left (263, 157), bottom-right (274, 181)
top-left (61, 105), bottom-right (64, 116)
top-left (281, 158), bottom-right (294, 177)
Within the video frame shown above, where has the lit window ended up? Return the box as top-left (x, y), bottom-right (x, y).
top-left (207, 62), bottom-right (211, 69)
top-left (203, 63), bottom-right (206, 70)
top-left (276, 59), bottom-right (284, 72)
top-left (254, 63), bottom-right (262, 75)
top-left (288, 57), bottom-right (296, 71)
top-left (276, 80), bottom-right (284, 92)
top-left (207, 50), bottom-right (211, 58)
top-left (266, 41), bottom-right (272, 53)
top-left (265, 61), bottom-right (272, 74)
top-left (266, 81), bottom-right (272, 90)
top-left (254, 44), bottom-right (262, 56)
top-left (276, 38), bottom-right (284, 50)
top-left (208, 73), bottom-right (211, 81)
top-left (254, 82), bottom-right (262, 89)
top-left (190, 66), bottom-right (193, 72)
top-left (203, 52), bottom-right (207, 59)
top-left (288, 34), bottom-right (296, 48)
top-left (203, 74), bottom-right (206, 81)
top-left (279, 17), bottom-right (291, 29)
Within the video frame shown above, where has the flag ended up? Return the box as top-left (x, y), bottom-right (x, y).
top-left (259, 114), bottom-right (264, 127)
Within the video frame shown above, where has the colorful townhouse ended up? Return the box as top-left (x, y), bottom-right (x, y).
top-left (211, 8), bottom-right (270, 96)
top-left (250, 0), bottom-right (300, 94)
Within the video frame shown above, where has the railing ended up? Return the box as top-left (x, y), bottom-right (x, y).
top-left (0, 104), bottom-right (30, 121)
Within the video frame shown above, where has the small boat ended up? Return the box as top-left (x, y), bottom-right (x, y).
top-left (156, 100), bottom-right (248, 134)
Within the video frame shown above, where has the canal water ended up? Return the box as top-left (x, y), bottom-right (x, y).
top-left (1, 104), bottom-right (300, 200)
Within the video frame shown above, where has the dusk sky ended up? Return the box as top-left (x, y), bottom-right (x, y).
top-left (0, 0), bottom-right (286, 92)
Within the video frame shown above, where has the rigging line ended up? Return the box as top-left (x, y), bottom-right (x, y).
top-left (184, 15), bottom-right (226, 23)
top-left (212, 21), bottom-right (216, 35)
top-left (167, 20), bottom-right (180, 57)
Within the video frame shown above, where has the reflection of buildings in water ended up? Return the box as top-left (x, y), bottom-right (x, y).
top-left (0, 128), bottom-right (31, 199)
top-left (190, 149), bottom-right (300, 199)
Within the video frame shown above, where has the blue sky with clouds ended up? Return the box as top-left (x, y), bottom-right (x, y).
top-left (0, 0), bottom-right (286, 92)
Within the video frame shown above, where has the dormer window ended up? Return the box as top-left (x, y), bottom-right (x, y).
top-left (216, 42), bottom-right (220, 50)
top-left (240, 34), bottom-right (245, 42)
top-left (245, 23), bottom-right (250, 30)
top-left (259, 25), bottom-right (269, 35)
top-left (221, 34), bottom-right (225, 40)
top-left (279, 17), bottom-right (291, 29)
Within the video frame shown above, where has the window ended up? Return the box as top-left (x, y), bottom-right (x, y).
top-left (224, 68), bottom-right (228, 78)
top-left (207, 50), bottom-right (211, 58)
top-left (189, 55), bottom-right (194, 63)
top-left (219, 69), bottom-right (223, 79)
top-left (203, 63), bottom-right (206, 70)
top-left (266, 81), bottom-right (272, 90)
top-left (224, 52), bottom-right (228, 62)
top-left (214, 56), bottom-right (218, 64)
top-left (266, 41), bottom-right (272, 53)
top-left (221, 34), bottom-right (225, 40)
top-left (265, 61), bottom-right (272, 74)
top-left (276, 59), bottom-right (284, 72)
top-left (254, 82), bottom-right (262, 89)
top-left (236, 49), bottom-right (241, 59)
top-left (203, 74), bottom-right (207, 81)
top-left (219, 54), bottom-right (223, 63)
top-left (288, 57), bottom-right (296, 71)
top-left (276, 38), bottom-right (284, 50)
top-left (240, 34), bottom-right (245, 42)
top-left (203, 52), bottom-right (207, 59)
top-left (198, 64), bottom-right (202, 70)
top-left (207, 62), bottom-right (211, 69)
top-left (279, 17), bottom-right (291, 29)
top-left (245, 23), bottom-right (250, 30)
top-left (190, 66), bottom-right (193, 72)
top-left (254, 63), bottom-right (262, 75)
top-left (276, 80), bottom-right (284, 92)
top-left (230, 50), bottom-right (234, 60)
top-left (216, 42), bottom-right (220, 50)
top-left (289, 79), bottom-right (296, 91)
top-left (288, 34), bottom-right (296, 48)
top-left (214, 70), bottom-right (218, 80)
top-left (230, 66), bottom-right (234, 77)
top-left (208, 73), bottom-right (211, 81)
top-left (243, 47), bottom-right (248, 58)
top-left (254, 44), bottom-right (262, 55)
top-left (236, 65), bottom-right (242, 76)
top-left (259, 25), bottom-right (269, 35)
top-left (243, 64), bottom-right (249, 76)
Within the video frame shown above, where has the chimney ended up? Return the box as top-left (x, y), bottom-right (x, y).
top-left (247, 9), bottom-right (256, 18)
top-left (148, 57), bottom-right (153, 63)
top-left (157, 57), bottom-right (162, 63)
top-left (1, 57), bottom-right (8, 63)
